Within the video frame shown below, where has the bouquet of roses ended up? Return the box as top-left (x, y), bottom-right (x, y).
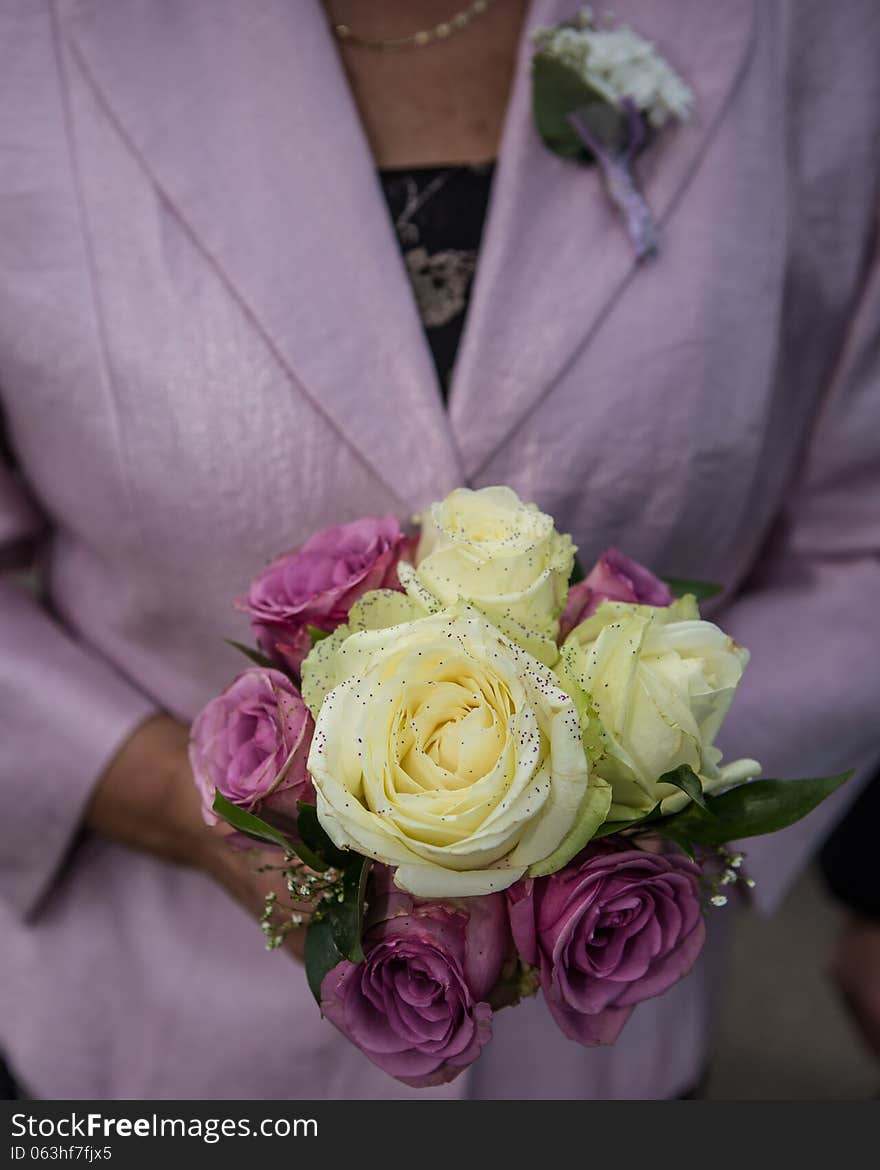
top-left (190, 486), bottom-right (848, 1087)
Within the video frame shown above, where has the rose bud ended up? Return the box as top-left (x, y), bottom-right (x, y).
top-left (237, 516), bottom-right (412, 675)
top-left (320, 866), bottom-right (512, 1087)
top-left (560, 547), bottom-right (673, 639)
top-left (189, 667), bottom-right (314, 827)
top-left (507, 839), bottom-right (706, 1046)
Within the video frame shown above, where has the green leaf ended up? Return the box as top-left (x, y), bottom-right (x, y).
top-left (593, 818), bottom-right (643, 839)
top-left (592, 809), bottom-right (697, 860)
top-left (656, 772), bottom-right (852, 848)
top-left (307, 625), bottom-right (329, 645)
top-left (212, 791), bottom-right (329, 871)
top-left (286, 838), bottom-right (331, 873)
top-left (328, 859), bottom-right (370, 963)
top-left (296, 801), bottom-right (351, 870)
top-left (659, 764), bottom-right (711, 813)
top-left (661, 577), bottom-right (723, 601)
top-left (223, 639), bottom-right (278, 670)
top-left (592, 800), bottom-right (665, 839)
top-left (569, 555), bottom-right (586, 587)
top-left (212, 791), bottom-right (295, 851)
top-left (305, 918), bottom-right (343, 1004)
top-left (532, 52), bottom-right (625, 161)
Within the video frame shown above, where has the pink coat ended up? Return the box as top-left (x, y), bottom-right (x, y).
top-left (1, 0), bottom-right (878, 1099)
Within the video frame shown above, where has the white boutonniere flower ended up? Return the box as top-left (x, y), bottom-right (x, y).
top-left (531, 6), bottom-right (693, 259)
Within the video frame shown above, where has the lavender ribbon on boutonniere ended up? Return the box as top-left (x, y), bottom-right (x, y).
top-left (531, 6), bottom-right (693, 260)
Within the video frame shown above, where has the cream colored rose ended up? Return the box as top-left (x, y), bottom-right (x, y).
top-left (398, 486), bottom-right (575, 667)
top-left (558, 597), bottom-right (760, 822)
top-left (304, 601), bottom-right (610, 897)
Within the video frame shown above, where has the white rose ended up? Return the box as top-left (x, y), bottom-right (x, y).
top-left (305, 600), bottom-right (610, 897)
top-left (558, 597), bottom-right (759, 822)
top-left (398, 486), bottom-right (575, 666)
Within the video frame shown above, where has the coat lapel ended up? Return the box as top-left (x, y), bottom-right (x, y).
top-left (61, 0), bottom-right (756, 502)
top-left (61, 0), bottom-right (464, 511)
top-left (449, 0), bottom-right (758, 481)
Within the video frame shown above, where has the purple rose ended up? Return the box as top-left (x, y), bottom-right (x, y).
top-left (507, 840), bottom-right (705, 1046)
top-left (189, 667), bottom-right (314, 827)
top-left (320, 867), bottom-right (511, 1087)
top-left (237, 517), bottom-right (412, 674)
top-left (560, 547), bottom-right (673, 639)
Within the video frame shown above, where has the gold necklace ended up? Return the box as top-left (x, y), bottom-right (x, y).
top-left (332, 0), bottom-right (496, 51)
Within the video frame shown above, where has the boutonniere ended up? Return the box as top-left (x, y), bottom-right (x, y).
top-left (531, 6), bottom-right (693, 260)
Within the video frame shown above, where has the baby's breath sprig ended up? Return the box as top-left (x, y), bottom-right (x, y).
top-left (258, 857), bottom-right (345, 950)
top-left (703, 846), bottom-right (756, 910)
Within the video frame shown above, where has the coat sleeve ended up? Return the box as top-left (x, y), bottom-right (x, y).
top-left (0, 453), bottom-right (156, 920)
top-left (714, 219), bottom-right (880, 912)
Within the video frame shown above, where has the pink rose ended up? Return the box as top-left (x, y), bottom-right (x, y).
top-left (320, 867), bottom-right (511, 1087)
top-left (560, 547), bottom-right (673, 639)
top-left (237, 517), bottom-right (412, 674)
top-left (189, 667), bottom-right (314, 827)
top-left (507, 839), bottom-right (705, 1046)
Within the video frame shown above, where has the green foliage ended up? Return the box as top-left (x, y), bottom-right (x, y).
top-left (213, 792), bottom-right (372, 998)
top-left (659, 764), bottom-right (711, 812)
top-left (655, 772), bottom-right (852, 850)
top-left (212, 791), bottom-right (300, 854)
top-left (661, 577), bottom-right (723, 601)
top-left (329, 860), bottom-right (370, 965)
top-left (592, 802), bottom-right (662, 839)
top-left (295, 802), bottom-right (352, 870)
top-left (305, 918), bottom-right (343, 1004)
top-left (592, 771), bottom-right (850, 857)
top-left (532, 52), bottom-right (625, 161)
top-left (223, 639), bottom-right (278, 670)
top-left (305, 859), bottom-right (371, 1003)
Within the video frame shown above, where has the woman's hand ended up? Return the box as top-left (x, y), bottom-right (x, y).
top-left (85, 713), bottom-right (308, 960)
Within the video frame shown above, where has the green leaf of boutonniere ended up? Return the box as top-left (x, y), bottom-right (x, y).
top-left (532, 51), bottom-right (627, 162)
top-left (530, 9), bottom-right (693, 260)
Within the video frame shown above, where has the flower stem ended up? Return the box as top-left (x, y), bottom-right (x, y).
top-left (567, 106), bottom-right (659, 262)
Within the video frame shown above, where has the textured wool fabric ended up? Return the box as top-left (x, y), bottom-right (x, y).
top-left (0, 0), bottom-right (879, 1099)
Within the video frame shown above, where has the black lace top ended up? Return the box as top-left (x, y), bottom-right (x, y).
top-left (379, 162), bottom-right (495, 398)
